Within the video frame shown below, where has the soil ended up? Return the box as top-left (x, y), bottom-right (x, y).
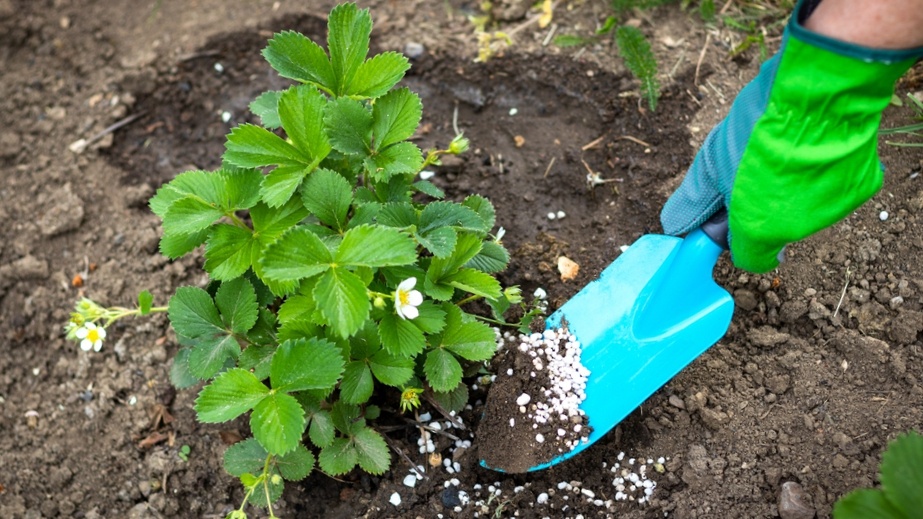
top-left (1, 1), bottom-right (922, 518)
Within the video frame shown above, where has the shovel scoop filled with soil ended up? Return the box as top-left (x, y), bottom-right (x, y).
top-left (480, 212), bottom-right (734, 472)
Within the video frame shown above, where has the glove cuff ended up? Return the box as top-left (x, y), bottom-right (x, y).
top-left (790, 0), bottom-right (923, 62)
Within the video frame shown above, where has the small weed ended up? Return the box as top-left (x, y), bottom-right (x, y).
top-left (880, 93), bottom-right (923, 148)
top-left (553, 0), bottom-right (665, 111)
top-left (178, 445), bottom-right (191, 462)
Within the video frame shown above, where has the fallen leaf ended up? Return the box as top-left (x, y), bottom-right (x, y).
top-left (557, 256), bottom-right (579, 282)
top-left (138, 431), bottom-right (169, 449)
top-left (219, 430), bottom-right (244, 445)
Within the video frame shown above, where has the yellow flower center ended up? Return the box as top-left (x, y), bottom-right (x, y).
top-left (398, 290), bottom-right (410, 305)
top-left (87, 328), bottom-right (100, 342)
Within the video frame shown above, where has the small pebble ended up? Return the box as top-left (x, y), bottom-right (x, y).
top-left (880, 210), bottom-right (889, 221)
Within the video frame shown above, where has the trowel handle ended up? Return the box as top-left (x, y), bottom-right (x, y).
top-left (700, 208), bottom-right (729, 250)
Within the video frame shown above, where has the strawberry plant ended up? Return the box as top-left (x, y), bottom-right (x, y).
top-left (64, 3), bottom-right (521, 517)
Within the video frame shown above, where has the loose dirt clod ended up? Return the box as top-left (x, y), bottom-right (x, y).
top-left (478, 327), bottom-right (591, 472)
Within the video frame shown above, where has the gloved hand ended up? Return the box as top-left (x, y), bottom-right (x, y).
top-left (661, 0), bottom-right (923, 273)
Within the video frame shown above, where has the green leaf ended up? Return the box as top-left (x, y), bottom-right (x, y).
top-left (413, 180), bottom-right (445, 199)
top-left (271, 338), bottom-right (345, 392)
top-left (833, 489), bottom-right (904, 519)
top-left (377, 312), bottom-right (426, 357)
top-left (138, 290), bottom-right (153, 315)
top-left (251, 392), bottom-right (305, 455)
top-left (249, 90), bottom-right (282, 129)
top-left (349, 320), bottom-right (382, 359)
top-left (327, 3), bottom-right (371, 96)
top-left (417, 227), bottom-right (457, 258)
top-left (277, 294), bottom-right (317, 325)
top-left (277, 445), bottom-right (316, 481)
top-left (419, 201), bottom-right (488, 234)
top-left (195, 368), bottom-right (269, 422)
top-left (278, 85), bottom-right (331, 161)
top-left (364, 404), bottom-right (381, 420)
top-left (224, 123), bottom-right (311, 168)
top-left (150, 170), bottom-right (222, 218)
top-left (246, 308), bottom-right (278, 347)
top-left (163, 196), bottom-right (224, 236)
top-left (238, 344), bottom-right (275, 381)
top-left (445, 268), bottom-right (502, 299)
top-left (411, 301), bottom-right (447, 334)
top-left (308, 410), bottom-right (336, 448)
top-left (168, 287), bottom-right (224, 338)
top-left (160, 229), bottom-right (209, 259)
top-left (325, 97), bottom-right (372, 155)
top-left (260, 163), bottom-right (311, 208)
top-left (423, 276), bottom-right (455, 302)
top-left (369, 350), bottom-right (415, 387)
top-left (314, 268), bottom-right (370, 338)
top-left (221, 169), bottom-right (263, 210)
top-left (423, 348), bottom-right (463, 393)
top-left (224, 438), bottom-right (268, 477)
top-left (336, 225), bottom-right (417, 267)
top-left (466, 241), bottom-right (509, 273)
top-left (880, 431), bottom-right (923, 517)
top-left (431, 382), bottom-right (469, 414)
top-left (377, 202), bottom-right (418, 228)
top-left (353, 427), bottom-right (390, 475)
top-left (216, 277), bottom-right (259, 334)
top-left (439, 305), bottom-right (497, 362)
top-left (246, 472), bottom-right (284, 508)
top-left (188, 334), bottom-right (240, 379)
top-left (339, 361), bottom-right (374, 404)
top-left (371, 88), bottom-right (421, 150)
top-left (318, 438), bottom-right (358, 476)
top-left (364, 141), bottom-right (422, 181)
top-left (260, 227), bottom-right (333, 282)
top-left (329, 402), bottom-right (363, 433)
top-left (302, 168), bottom-right (353, 230)
top-left (462, 194), bottom-right (496, 231)
top-left (169, 347), bottom-right (200, 388)
top-left (348, 202), bottom-right (381, 228)
top-left (428, 233), bottom-right (483, 279)
top-left (251, 198), bottom-right (308, 245)
top-left (204, 224), bottom-right (257, 281)
top-left (348, 51), bottom-right (410, 98)
top-left (262, 30), bottom-right (336, 92)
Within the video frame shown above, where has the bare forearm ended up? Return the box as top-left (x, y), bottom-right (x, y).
top-left (804, 0), bottom-right (923, 49)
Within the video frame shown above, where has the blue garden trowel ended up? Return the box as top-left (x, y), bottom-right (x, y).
top-left (482, 210), bottom-right (734, 472)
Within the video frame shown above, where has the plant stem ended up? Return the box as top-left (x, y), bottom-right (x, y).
top-left (472, 314), bottom-right (518, 328)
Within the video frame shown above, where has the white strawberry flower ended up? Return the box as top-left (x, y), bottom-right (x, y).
top-left (394, 277), bottom-right (423, 320)
top-left (76, 322), bottom-right (106, 352)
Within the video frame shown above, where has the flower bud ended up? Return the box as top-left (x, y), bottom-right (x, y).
top-left (373, 296), bottom-right (386, 309)
top-left (448, 134), bottom-right (469, 155)
top-left (504, 286), bottom-right (523, 305)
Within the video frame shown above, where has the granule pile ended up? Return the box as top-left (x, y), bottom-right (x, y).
top-left (478, 327), bottom-right (592, 472)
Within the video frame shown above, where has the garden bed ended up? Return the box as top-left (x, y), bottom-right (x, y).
top-left (1, 1), bottom-right (922, 518)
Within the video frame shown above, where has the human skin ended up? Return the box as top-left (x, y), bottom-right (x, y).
top-left (805, 0), bottom-right (923, 49)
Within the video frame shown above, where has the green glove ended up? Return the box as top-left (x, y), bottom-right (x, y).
top-left (661, 0), bottom-right (923, 273)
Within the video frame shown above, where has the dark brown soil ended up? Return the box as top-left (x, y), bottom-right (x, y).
top-left (2, 1), bottom-right (922, 518)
